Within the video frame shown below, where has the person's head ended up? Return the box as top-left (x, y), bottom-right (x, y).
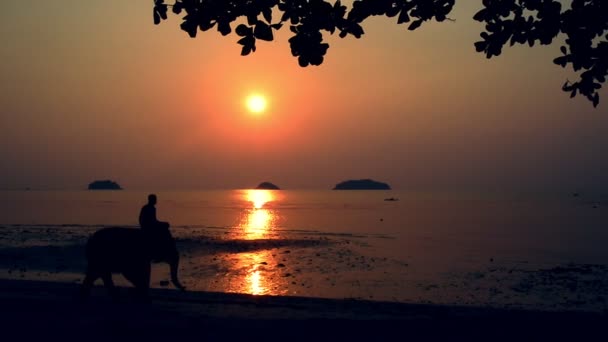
top-left (148, 194), bottom-right (157, 205)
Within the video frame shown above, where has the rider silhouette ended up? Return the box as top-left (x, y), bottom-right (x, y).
top-left (139, 194), bottom-right (171, 261)
top-left (139, 194), bottom-right (169, 232)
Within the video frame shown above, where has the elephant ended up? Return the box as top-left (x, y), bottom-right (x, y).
top-left (81, 227), bottom-right (185, 298)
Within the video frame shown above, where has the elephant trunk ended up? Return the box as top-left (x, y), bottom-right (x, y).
top-left (169, 255), bottom-right (185, 291)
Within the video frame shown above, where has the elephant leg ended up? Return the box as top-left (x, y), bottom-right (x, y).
top-left (123, 263), bottom-right (151, 299)
top-left (80, 268), bottom-right (98, 299)
top-left (136, 263), bottom-right (151, 299)
top-left (101, 272), bottom-right (118, 299)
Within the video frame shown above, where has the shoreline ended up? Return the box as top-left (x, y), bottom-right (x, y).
top-left (2, 222), bottom-right (608, 312)
top-left (1, 279), bottom-right (606, 341)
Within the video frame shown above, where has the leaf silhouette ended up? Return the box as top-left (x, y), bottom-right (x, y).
top-left (152, 0), bottom-right (607, 107)
top-left (408, 20), bottom-right (422, 31)
top-left (254, 22), bottom-right (273, 41)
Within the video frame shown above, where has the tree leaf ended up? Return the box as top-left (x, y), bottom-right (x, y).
top-left (218, 21), bottom-right (231, 36)
top-left (263, 8), bottom-right (272, 23)
top-left (254, 22), bottom-right (273, 41)
top-left (241, 44), bottom-right (252, 56)
top-left (172, 3), bottom-right (182, 15)
top-left (553, 56), bottom-right (568, 67)
top-left (593, 93), bottom-right (599, 107)
top-left (408, 20), bottom-right (422, 31)
top-left (348, 24), bottom-right (364, 38)
top-left (397, 10), bottom-right (410, 24)
top-left (236, 24), bottom-right (250, 37)
top-left (473, 9), bottom-right (487, 22)
top-left (180, 20), bottom-right (197, 38)
top-left (298, 56), bottom-right (309, 67)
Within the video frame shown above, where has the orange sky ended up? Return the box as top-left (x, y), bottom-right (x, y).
top-left (1, 1), bottom-right (607, 191)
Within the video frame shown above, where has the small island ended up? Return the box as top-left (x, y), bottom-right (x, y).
top-left (255, 182), bottom-right (280, 190)
top-left (88, 180), bottom-right (123, 190)
top-left (333, 179), bottom-right (391, 190)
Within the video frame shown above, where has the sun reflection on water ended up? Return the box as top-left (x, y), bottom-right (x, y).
top-left (247, 189), bottom-right (274, 209)
top-left (229, 189), bottom-right (286, 295)
top-left (244, 251), bottom-right (268, 295)
top-left (239, 189), bottom-right (277, 240)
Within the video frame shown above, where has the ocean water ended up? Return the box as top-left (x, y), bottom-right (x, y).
top-left (1, 190), bottom-right (608, 311)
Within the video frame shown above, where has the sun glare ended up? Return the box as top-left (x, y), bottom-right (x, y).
top-left (246, 94), bottom-right (267, 114)
top-left (246, 189), bottom-right (274, 209)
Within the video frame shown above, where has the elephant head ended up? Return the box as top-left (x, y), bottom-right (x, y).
top-left (146, 227), bottom-right (186, 291)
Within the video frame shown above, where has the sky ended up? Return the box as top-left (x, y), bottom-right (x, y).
top-left (1, 1), bottom-right (607, 191)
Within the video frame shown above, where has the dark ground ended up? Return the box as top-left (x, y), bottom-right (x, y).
top-left (0, 279), bottom-right (605, 341)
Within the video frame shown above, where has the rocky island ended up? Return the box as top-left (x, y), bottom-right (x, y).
top-left (255, 182), bottom-right (280, 190)
top-left (333, 179), bottom-right (391, 190)
top-left (88, 180), bottom-right (123, 190)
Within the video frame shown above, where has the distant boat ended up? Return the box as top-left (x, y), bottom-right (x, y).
top-left (384, 197), bottom-right (399, 201)
top-left (88, 180), bottom-right (123, 190)
top-left (255, 182), bottom-right (280, 190)
top-left (333, 179), bottom-right (391, 190)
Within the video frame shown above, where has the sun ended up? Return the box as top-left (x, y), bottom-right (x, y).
top-left (245, 94), bottom-right (267, 114)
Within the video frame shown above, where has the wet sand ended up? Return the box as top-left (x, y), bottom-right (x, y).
top-left (2, 224), bottom-right (607, 340)
top-left (1, 278), bottom-right (606, 341)
top-left (2, 224), bottom-right (608, 312)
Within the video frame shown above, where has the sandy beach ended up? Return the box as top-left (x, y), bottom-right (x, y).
top-left (2, 192), bottom-right (608, 340)
top-left (2, 220), bottom-right (608, 313)
top-left (1, 278), bottom-right (606, 341)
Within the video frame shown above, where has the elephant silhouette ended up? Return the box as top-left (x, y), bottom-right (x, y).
top-left (81, 227), bottom-right (185, 298)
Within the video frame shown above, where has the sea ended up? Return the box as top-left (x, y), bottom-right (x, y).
top-left (1, 189), bottom-right (607, 311)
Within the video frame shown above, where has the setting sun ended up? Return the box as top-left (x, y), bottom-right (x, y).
top-left (245, 94), bottom-right (267, 114)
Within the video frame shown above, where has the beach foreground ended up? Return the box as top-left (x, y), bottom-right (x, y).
top-left (1, 279), bottom-right (605, 341)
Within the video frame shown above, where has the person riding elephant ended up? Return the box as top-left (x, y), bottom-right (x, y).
top-left (81, 226), bottom-right (185, 298)
top-left (139, 194), bottom-right (169, 231)
top-left (139, 194), bottom-right (171, 262)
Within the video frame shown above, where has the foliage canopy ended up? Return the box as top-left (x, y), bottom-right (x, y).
top-left (153, 0), bottom-right (608, 107)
